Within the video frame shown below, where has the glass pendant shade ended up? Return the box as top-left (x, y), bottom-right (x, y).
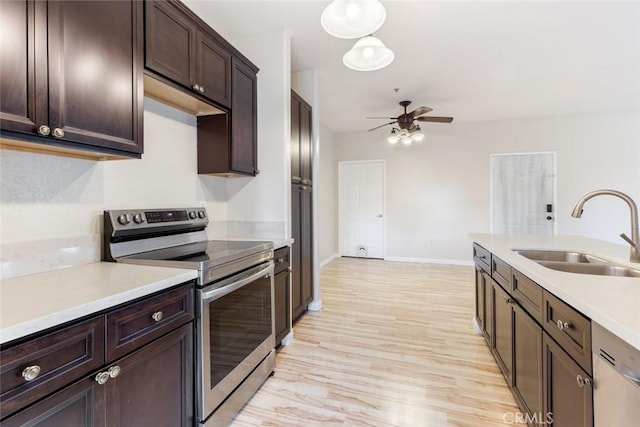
top-left (403, 136), bottom-right (413, 145)
top-left (387, 129), bottom-right (399, 144)
top-left (412, 129), bottom-right (425, 141)
top-left (321, 0), bottom-right (387, 39)
top-left (343, 36), bottom-right (394, 71)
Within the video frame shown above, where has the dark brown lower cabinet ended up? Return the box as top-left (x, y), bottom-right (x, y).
top-left (291, 183), bottom-right (313, 322)
top-left (3, 323), bottom-right (192, 427)
top-left (475, 268), bottom-right (492, 345)
top-left (106, 323), bottom-right (193, 427)
top-left (1, 376), bottom-right (105, 427)
top-left (491, 279), bottom-right (513, 384)
top-left (274, 268), bottom-right (291, 344)
top-left (513, 303), bottom-right (543, 426)
top-left (543, 332), bottom-right (593, 427)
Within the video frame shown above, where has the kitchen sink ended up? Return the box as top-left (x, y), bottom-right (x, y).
top-left (513, 249), bottom-right (640, 277)
top-left (538, 261), bottom-right (640, 277)
top-left (513, 249), bottom-right (608, 264)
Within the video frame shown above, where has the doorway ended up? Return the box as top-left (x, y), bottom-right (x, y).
top-left (491, 152), bottom-right (557, 235)
top-left (338, 160), bottom-right (385, 258)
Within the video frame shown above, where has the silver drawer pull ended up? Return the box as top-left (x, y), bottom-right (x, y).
top-left (557, 319), bottom-right (572, 331)
top-left (108, 365), bottom-right (121, 378)
top-left (576, 374), bottom-right (591, 388)
top-left (151, 311), bottom-right (163, 322)
top-left (95, 371), bottom-right (110, 385)
top-left (22, 365), bottom-right (41, 381)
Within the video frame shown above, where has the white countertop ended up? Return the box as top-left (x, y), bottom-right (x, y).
top-left (469, 234), bottom-right (640, 351)
top-left (0, 263), bottom-right (198, 345)
top-left (220, 237), bottom-right (294, 250)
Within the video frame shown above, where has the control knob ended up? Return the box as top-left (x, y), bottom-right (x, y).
top-left (189, 211), bottom-right (197, 219)
top-left (198, 211), bottom-right (206, 219)
top-left (133, 213), bottom-right (144, 224)
top-left (117, 214), bottom-right (130, 225)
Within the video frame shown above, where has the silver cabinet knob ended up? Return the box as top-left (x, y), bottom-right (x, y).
top-left (557, 320), bottom-right (572, 331)
top-left (52, 128), bottom-right (64, 138)
top-left (199, 86), bottom-right (205, 93)
top-left (37, 125), bottom-right (51, 136)
top-left (95, 371), bottom-right (110, 385)
top-left (108, 365), bottom-right (121, 378)
top-left (505, 297), bottom-right (514, 305)
top-left (192, 84), bottom-right (200, 91)
top-left (151, 311), bottom-right (163, 322)
top-left (22, 365), bottom-right (41, 381)
top-left (576, 374), bottom-right (591, 388)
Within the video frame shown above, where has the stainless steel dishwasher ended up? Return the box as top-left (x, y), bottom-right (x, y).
top-left (592, 322), bottom-right (640, 425)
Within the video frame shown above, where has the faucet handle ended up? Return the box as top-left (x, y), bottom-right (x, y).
top-left (620, 233), bottom-right (640, 251)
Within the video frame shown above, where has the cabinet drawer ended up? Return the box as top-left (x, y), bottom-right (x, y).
top-left (512, 269), bottom-right (544, 324)
top-left (491, 255), bottom-right (512, 289)
top-left (274, 246), bottom-right (290, 275)
top-left (107, 283), bottom-right (194, 361)
top-left (473, 243), bottom-right (491, 272)
top-left (543, 291), bottom-right (592, 374)
top-left (0, 316), bottom-right (105, 418)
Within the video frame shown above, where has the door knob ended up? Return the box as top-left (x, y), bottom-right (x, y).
top-left (377, 214), bottom-right (383, 218)
top-left (546, 216), bottom-right (553, 220)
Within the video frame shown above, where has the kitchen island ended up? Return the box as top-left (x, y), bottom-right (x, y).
top-left (470, 234), bottom-right (640, 351)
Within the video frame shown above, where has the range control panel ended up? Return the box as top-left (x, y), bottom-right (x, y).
top-left (104, 207), bottom-right (208, 234)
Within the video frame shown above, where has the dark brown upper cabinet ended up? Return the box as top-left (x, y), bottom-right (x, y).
top-left (0, 0), bottom-right (144, 159)
top-left (291, 91), bottom-right (313, 185)
top-left (144, 0), bottom-right (231, 108)
top-left (197, 57), bottom-right (258, 177)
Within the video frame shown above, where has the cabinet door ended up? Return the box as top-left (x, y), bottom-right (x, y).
top-left (197, 31), bottom-right (231, 108)
top-left (290, 93), bottom-right (301, 183)
top-left (106, 323), bottom-right (194, 427)
top-left (475, 267), bottom-right (485, 332)
top-left (144, 0), bottom-right (196, 89)
top-left (1, 375), bottom-right (105, 427)
top-left (47, 0), bottom-right (143, 153)
top-left (543, 332), bottom-right (593, 427)
top-left (483, 272), bottom-right (493, 346)
top-left (513, 303), bottom-right (543, 425)
top-left (230, 58), bottom-right (258, 175)
top-left (0, 0), bottom-right (47, 136)
top-left (300, 185), bottom-right (314, 308)
top-left (492, 279), bottom-right (514, 385)
top-left (274, 269), bottom-right (291, 344)
top-left (291, 184), bottom-right (303, 319)
top-left (299, 98), bottom-right (313, 184)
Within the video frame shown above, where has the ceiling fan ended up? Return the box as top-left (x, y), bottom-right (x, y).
top-left (367, 100), bottom-right (454, 132)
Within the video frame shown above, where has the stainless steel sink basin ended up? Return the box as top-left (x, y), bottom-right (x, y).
top-left (538, 261), bottom-right (640, 278)
top-left (513, 249), bottom-right (608, 264)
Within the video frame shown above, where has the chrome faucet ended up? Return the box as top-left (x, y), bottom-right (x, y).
top-left (571, 189), bottom-right (640, 263)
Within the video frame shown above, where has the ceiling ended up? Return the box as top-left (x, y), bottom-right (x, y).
top-left (185, 0), bottom-right (640, 133)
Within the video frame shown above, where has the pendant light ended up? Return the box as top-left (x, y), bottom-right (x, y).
top-left (321, 0), bottom-right (387, 39)
top-left (343, 35), bottom-right (394, 71)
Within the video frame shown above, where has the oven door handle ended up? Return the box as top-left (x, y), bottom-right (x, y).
top-left (201, 262), bottom-right (274, 301)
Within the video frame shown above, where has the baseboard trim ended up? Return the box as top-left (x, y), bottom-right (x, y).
top-left (308, 299), bottom-right (323, 311)
top-left (383, 256), bottom-right (474, 267)
top-left (320, 253), bottom-right (340, 268)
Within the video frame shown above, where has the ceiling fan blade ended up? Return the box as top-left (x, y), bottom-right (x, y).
top-left (416, 116), bottom-right (454, 123)
top-left (366, 117), bottom-right (397, 119)
top-left (409, 106), bottom-right (433, 117)
top-left (367, 121), bottom-right (397, 131)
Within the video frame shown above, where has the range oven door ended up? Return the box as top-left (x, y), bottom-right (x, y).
top-left (197, 261), bottom-right (275, 422)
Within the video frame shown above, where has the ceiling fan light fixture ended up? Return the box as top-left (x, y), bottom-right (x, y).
top-left (411, 126), bottom-right (425, 141)
top-left (343, 35), bottom-right (394, 71)
top-left (321, 0), bottom-right (387, 39)
top-left (402, 136), bottom-right (413, 145)
top-left (387, 128), bottom-right (399, 144)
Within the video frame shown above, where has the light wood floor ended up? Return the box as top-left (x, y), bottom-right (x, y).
top-left (231, 257), bottom-right (519, 426)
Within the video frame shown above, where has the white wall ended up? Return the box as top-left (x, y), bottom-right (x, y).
top-left (0, 98), bottom-right (228, 244)
top-left (334, 110), bottom-right (640, 263)
top-left (221, 31), bottom-right (291, 228)
top-left (318, 124), bottom-right (338, 265)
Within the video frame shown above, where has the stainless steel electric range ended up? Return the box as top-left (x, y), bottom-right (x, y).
top-left (103, 207), bottom-right (275, 426)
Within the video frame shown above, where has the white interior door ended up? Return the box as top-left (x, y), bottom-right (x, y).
top-left (339, 160), bottom-right (385, 258)
top-left (491, 152), bottom-right (557, 235)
